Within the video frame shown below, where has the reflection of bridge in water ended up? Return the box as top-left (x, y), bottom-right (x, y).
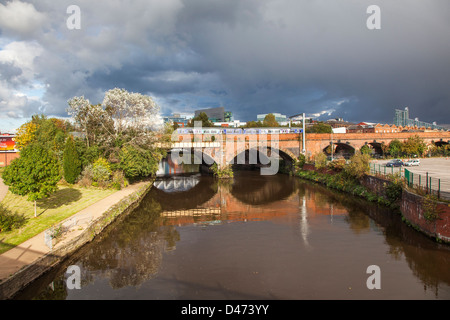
top-left (154, 173), bottom-right (349, 229)
top-left (153, 175), bottom-right (200, 193)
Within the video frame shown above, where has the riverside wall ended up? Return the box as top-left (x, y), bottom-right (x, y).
top-left (361, 173), bottom-right (450, 242)
top-left (299, 164), bottom-right (450, 243)
top-left (0, 181), bottom-right (153, 300)
top-left (400, 188), bottom-right (450, 243)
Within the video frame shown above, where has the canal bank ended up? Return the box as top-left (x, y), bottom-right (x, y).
top-left (0, 179), bottom-right (153, 300)
top-left (295, 165), bottom-right (450, 244)
top-left (13, 171), bottom-right (450, 300)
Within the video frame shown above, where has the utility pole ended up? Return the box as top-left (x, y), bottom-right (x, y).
top-left (302, 113), bottom-right (306, 154)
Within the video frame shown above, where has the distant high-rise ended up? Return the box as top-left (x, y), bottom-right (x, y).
top-left (394, 107), bottom-right (445, 130)
top-left (257, 113), bottom-right (287, 123)
top-left (195, 107), bottom-right (233, 122)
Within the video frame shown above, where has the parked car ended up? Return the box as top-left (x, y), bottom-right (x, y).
top-left (385, 159), bottom-right (404, 167)
top-left (404, 159), bottom-right (420, 166)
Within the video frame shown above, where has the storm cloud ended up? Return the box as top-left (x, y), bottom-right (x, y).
top-left (0, 0), bottom-right (449, 131)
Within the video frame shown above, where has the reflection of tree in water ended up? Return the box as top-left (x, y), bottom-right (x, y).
top-left (302, 179), bottom-right (450, 295)
top-left (76, 198), bottom-right (180, 289)
top-left (402, 245), bottom-right (450, 297)
top-left (31, 279), bottom-right (67, 300)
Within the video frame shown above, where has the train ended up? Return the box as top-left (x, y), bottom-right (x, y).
top-left (176, 128), bottom-right (303, 134)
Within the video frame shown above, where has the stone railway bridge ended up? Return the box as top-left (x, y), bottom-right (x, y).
top-left (157, 131), bottom-right (450, 168)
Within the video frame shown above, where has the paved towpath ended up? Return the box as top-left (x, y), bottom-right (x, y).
top-left (0, 181), bottom-right (149, 281)
top-left (0, 178), bottom-right (7, 203)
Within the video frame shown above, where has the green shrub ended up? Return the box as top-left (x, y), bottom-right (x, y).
top-left (385, 180), bottom-right (403, 202)
top-left (327, 159), bottom-right (346, 172)
top-left (344, 152), bottom-right (370, 179)
top-left (112, 170), bottom-right (128, 190)
top-left (422, 195), bottom-right (443, 222)
top-left (211, 163), bottom-right (234, 179)
top-left (0, 204), bottom-right (27, 233)
top-left (92, 157), bottom-right (112, 185)
top-left (314, 152), bottom-right (327, 169)
top-left (119, 145), bottom-right (161, 179)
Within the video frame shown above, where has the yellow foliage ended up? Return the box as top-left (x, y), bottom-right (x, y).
top-left (15, 121), bottom-right (38, 149)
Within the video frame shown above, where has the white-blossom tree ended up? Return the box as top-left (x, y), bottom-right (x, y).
top-left (102, 88), bottom-right (162, 134)
top-left (67, 97), bottom-right (112, 147)
top-left (68, 88), bottom-right (164, 151)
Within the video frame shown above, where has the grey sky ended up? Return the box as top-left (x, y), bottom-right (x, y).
top-left (0, 0), bottom-right (449, 131)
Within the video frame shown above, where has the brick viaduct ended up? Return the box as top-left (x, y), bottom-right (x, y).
top-left (165, 131), bottom-right (450, 167)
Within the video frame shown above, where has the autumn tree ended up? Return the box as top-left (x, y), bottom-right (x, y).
top-left (15, 121), bottom-right (38, 150)
top-left (402, 135), bottom-right (426, 157)
top-left (344, 152), bottom-right (371, 179)
top-left (263, 113), bottom-right (279, 127)
top-left (2, 144), bottom-right (60, 217)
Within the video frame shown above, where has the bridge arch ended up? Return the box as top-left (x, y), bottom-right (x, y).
top-left (157, 148), bottom-right (221, 176)
top-left (434, 139), bottom-right (450, 148)
top-left (367, 142), bottom-right (384, 157)
top-left (332, 142), bottom-right (355, 159)
top-left (230, 146), bottom-right (296, 165)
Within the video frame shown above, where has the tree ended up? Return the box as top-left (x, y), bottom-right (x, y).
top-left (263, 114), bottom-right (279, 127)
top-left (402, 135), bottom-right (426, 157)
top-left (2, 144), bottom-right (60, 217)
top-left (344, 152), bottom-right (371, 179)
top-left (102, 88), bottom-right (161, 135)
top-left (67, 98), bottom-right (110, 148)
top-left (388, 139), bottom-right (403, 158)
top-left (15, 121), bottom-right (38, 150)
top-left (314, 152), bottom-right (327, 169)
top-left (63, 135), bottom-right (82, 184)
top-left (187, 112), bottom-right (214, 127)
top-left (14, 115), bottom-right (69, 153)
top-left (306, 122), bottom-right (333, 133)
top-left (360, 144), bottom-right (372, 155)
top-left (119, 144), bottom-right (163, 179)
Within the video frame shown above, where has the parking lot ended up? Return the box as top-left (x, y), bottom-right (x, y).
top-left (370, 157), bottom-right (450, 200)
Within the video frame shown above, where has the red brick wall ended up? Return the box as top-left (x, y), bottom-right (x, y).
top-left (0, 152), bottom-right (19, 167)
top-left (401, 189), bottom-right (450, 242)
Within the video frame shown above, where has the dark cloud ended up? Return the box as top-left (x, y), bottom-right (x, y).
top-left (1, 0), bottom-right (449, 130)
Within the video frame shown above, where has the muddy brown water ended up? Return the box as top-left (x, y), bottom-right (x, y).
top-left (14, 171), bottom-right (450, 300)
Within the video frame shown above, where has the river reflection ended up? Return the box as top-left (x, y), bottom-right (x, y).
top-left (16, 171), bottom-right (450, 300)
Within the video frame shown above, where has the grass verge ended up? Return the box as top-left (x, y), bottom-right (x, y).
top-left (0, 185), bottom-right (116, 254)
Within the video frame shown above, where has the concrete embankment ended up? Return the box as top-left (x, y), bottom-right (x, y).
top-left (0, 180), bottom-right (153, 300)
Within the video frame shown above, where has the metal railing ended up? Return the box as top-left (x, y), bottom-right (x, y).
top-left (369, 163), bottom-right (404, 177)
top-left (369, 163), bottom-right (448, 200)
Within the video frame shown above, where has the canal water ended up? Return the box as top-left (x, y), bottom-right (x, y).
top-left (15, 171), bottom-right (450, 300)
